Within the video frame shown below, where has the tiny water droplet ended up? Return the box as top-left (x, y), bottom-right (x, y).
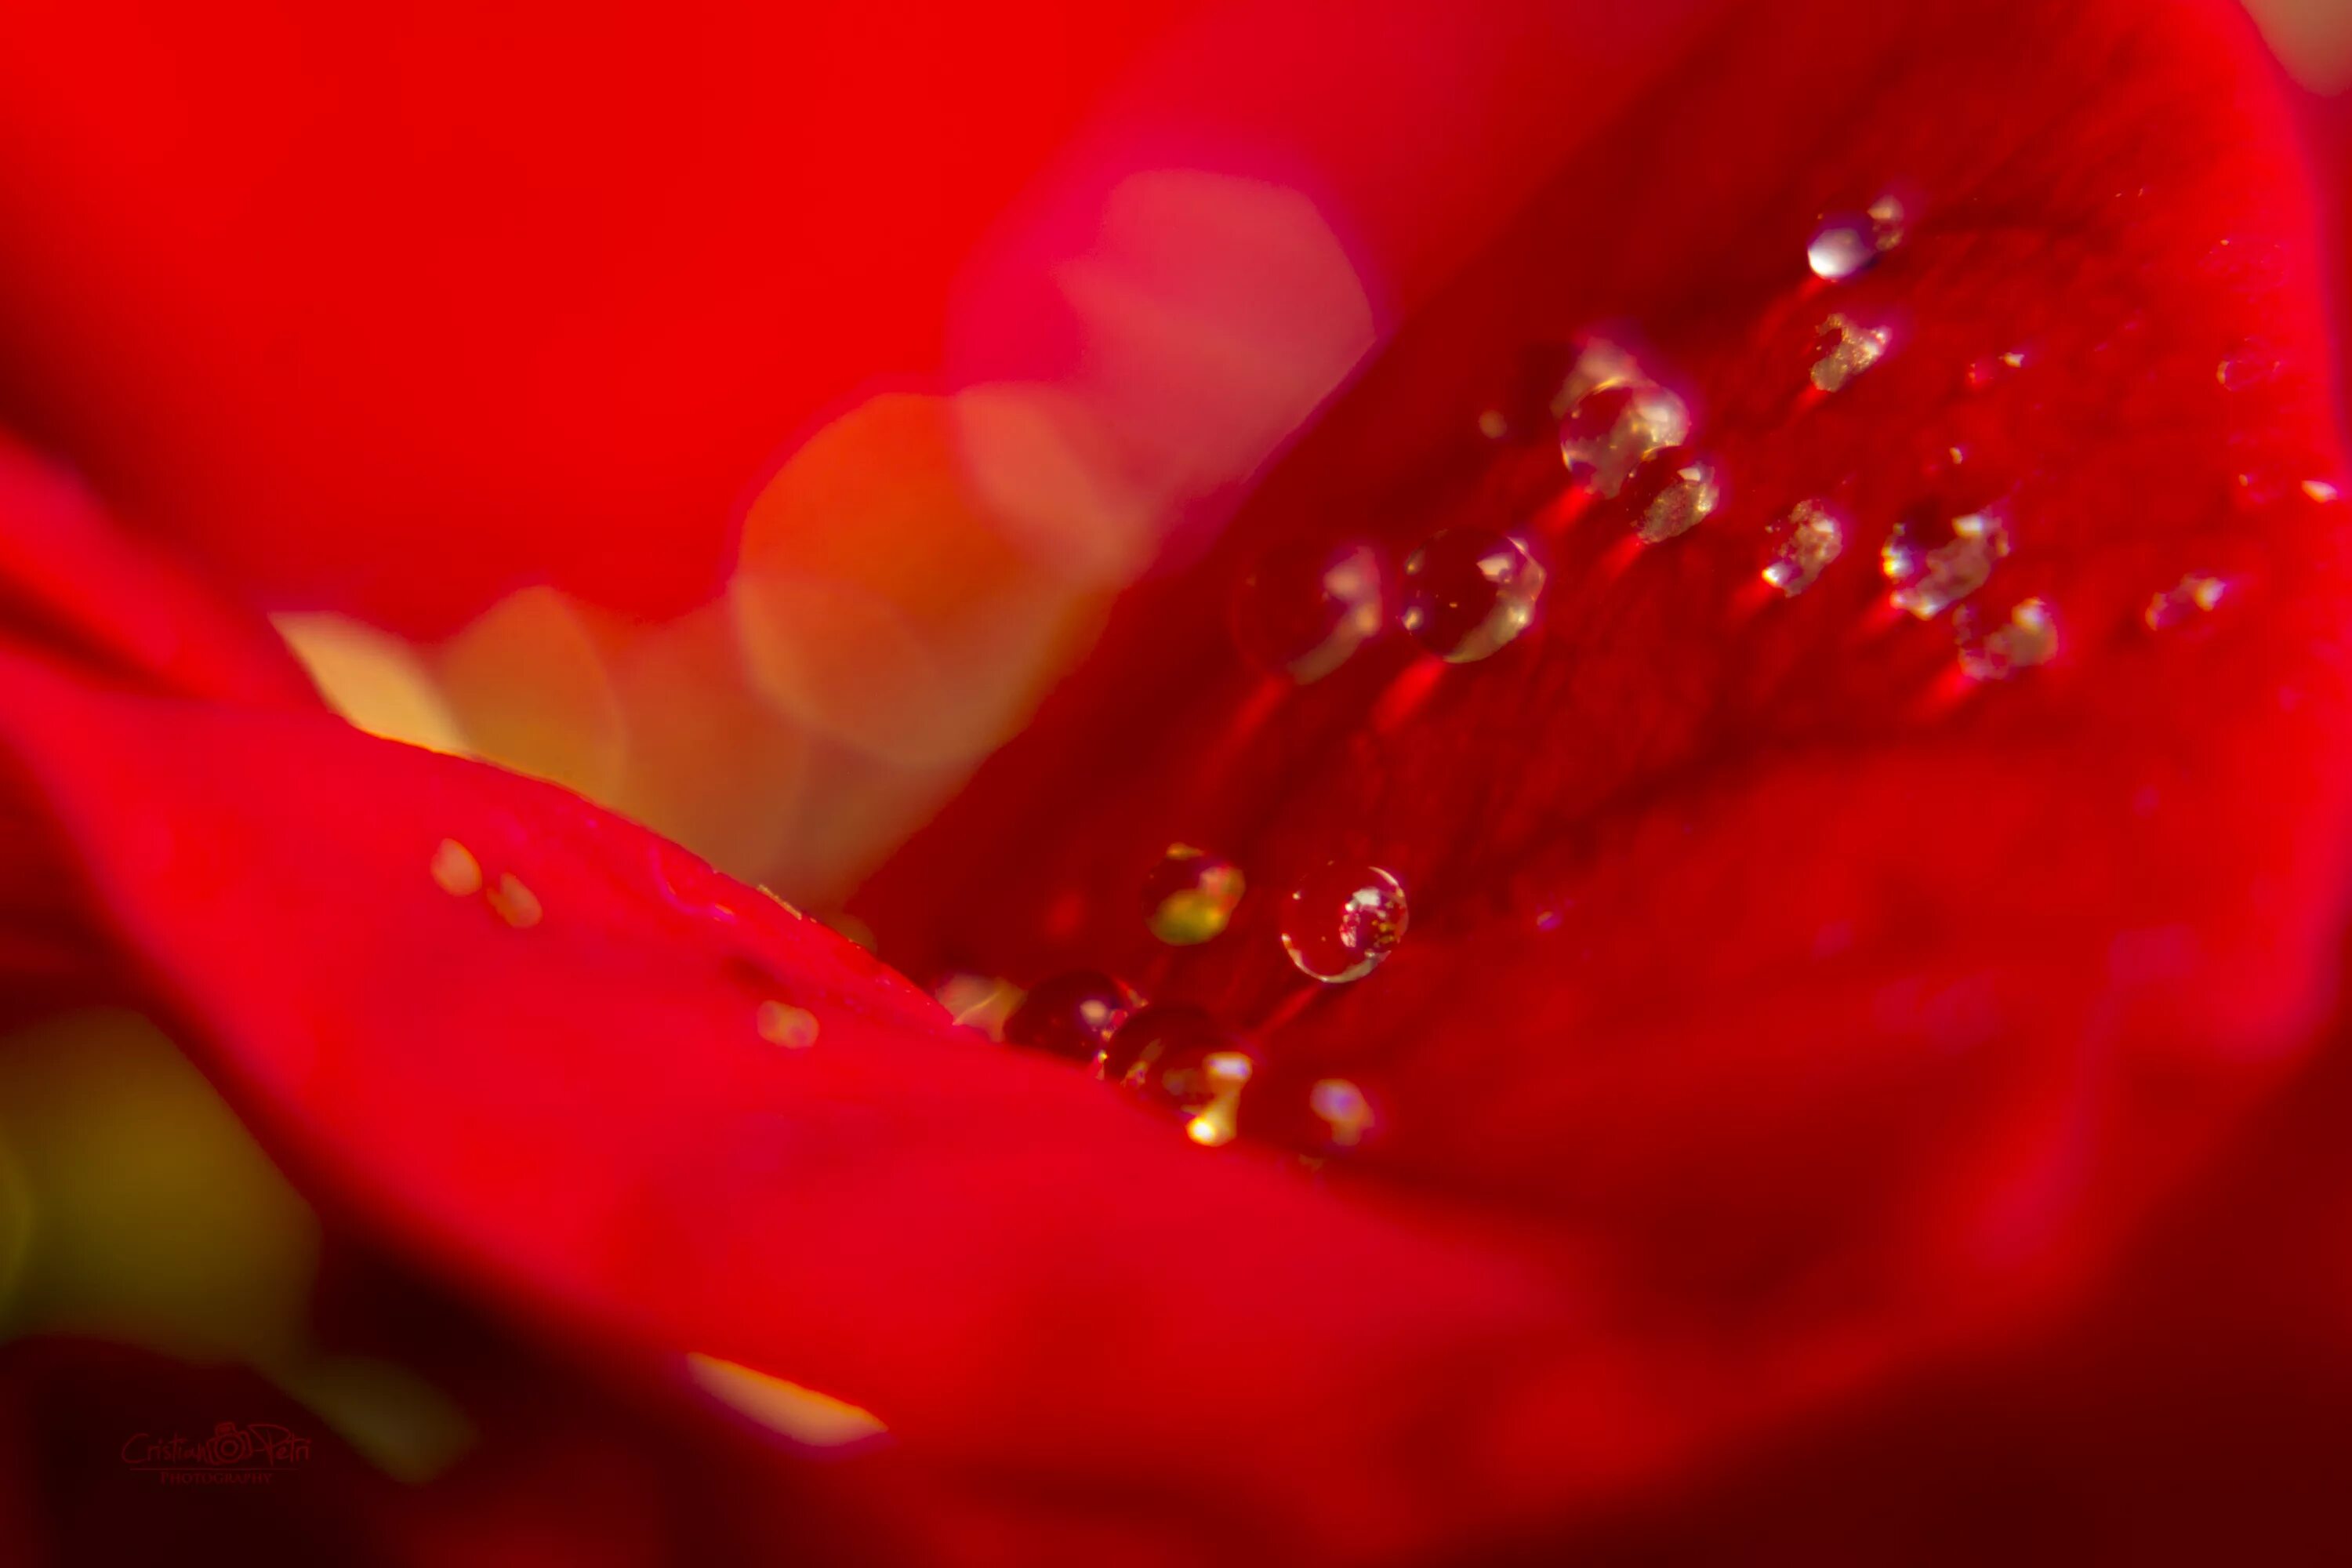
top-left (1806, 218), bottom-right (1875, 281)
top-left (1004, 971), bottom-right (1140, 1065)
top-left (2143, 574), bottom-right (2227, 630)
top-left (756, 1000), bottom-right (819, 1048)
top-left (1279, 862), bottom-right (1410, 983)
top-left (2217, 344), bottom-right (2280, 390)
top-left (1400, 530), bottom-right (1545, 662)
top-left (487, 872), bottom-right (542, 927)
top-left (1866, 193), bottom-right (1909, 250)
top-left (1882, 510), bottom-right (2010, 619)
top-left (2305, 479), bottom-right (2342, 505)
top-left (430, 838), bottom-right (482, 897)
top-left (1617, 448), bottom-right (1720, 543)
top-left (1964, 350), bottom-right (2027, 391)
top-left (1475, 408), bottom-right (1511, 441)
top-left (1762, 501), bottom-right (1845, 595)
top-left (1308, 1079), bottom-right (1373, 1149)
top-left (1231, 540), bottom-right (1388, 683)
top-left (1559, 382), bottom-right (1691, 497)
top-left (1552, 338), bottom-right (1649, 417)
top-left (1141, 844), bottom-right (1245, 945)
top-left (1812, 313), bottom-right (1892, 392)
top-left (1955, 597), bottom-right (2058, 679)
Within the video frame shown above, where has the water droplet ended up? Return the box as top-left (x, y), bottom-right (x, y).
top-left (487, 872), bottom-right (543, 928)
top-left (1811, 313), bottom-right (1892, 392)
top-left (1141, 844), bottom-right (1245, 945)
top-left (1004, 971), bottom-right (1139, 1065)
top-left (1964, 350), bottom-right (2027, 390)
top-left (1231, 540), bottom-right (1388, 683)
top-left (1955, 597), bottom-right (2058, 679)
top-left (1308, 1079), bottom-right (1373, 1149)
top-left (1552, 338), bottom-right (1648, 417)
top-left (1762, 500), bottom-right (1845, 594)
top-left (1559, 383), bottom-right (1691, 497)
top-left (1400, 530), bottom-right (1546, 662)
top-left (1882, 510), bottom-right (2010, 619)
top-left (756, 1000), bottom-right (819, 1048)
top-left (2143, 574), bottom-right (2228, 630)
top-left (1279, 862), bottom-right (1410, 983)
top-left (1866, 193), bottom-right (1909, 250)
top-left (1102, 1004), bottom-right (1254, 1145)
top-left (1617, 448), bottom-right (1720, 543)
top-left (1475, 408), bottom-right (1511, 441)
top-left (1806, 218), bottom-right (1875, 281)
top-left (430, 838), bottom-right (482, 897)
top-left (2305, 479), bottom-right (2342, 505)
top-left (2216, 344), bottom-right (2280, 390)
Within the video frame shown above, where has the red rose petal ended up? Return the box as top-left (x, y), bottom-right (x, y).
top-left (1, 0), bottom-right (2348, 1560)
top-left (858, 0), bottom-right (2352, 1496)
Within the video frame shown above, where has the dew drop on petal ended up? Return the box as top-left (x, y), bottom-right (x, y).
top-left (1101, 1004), bottom-right (1254, 1145)
top-left (1883, 510), bottom-right (2010, 619)
top-left (2143, 574), bottom-right (2228, 630)
top-left (1806, 216), bottom-right (1876, 281)
top-left (1308, 1078), bottom-right (1374, 1149)
top-left (1004, 971), bottom-right (1139, 1065)
top-left (430, 838), bottom-right (482, 897)
top-left (1618, 448), bottom-right (1721, 543)
top-left (1762, 501), bottom-right (1846, 595)
top-left (1812, 313), bottom-right (1893, 392)
top-left (1559, 383), bottom-right (1691, 497)
top-left (2305, 479), bottom-right (2342, 505)
top-left (1400, 529), bottom-right (1546, 662)
top-left (1141, 844), bottom-right (1246, 946)
top-left (1552, 338), bottom-right (1649, 417)
top-left (1955, 597), bottom-right (2058, 679)
top-left (1231, 540), bottom-right (1388, 682)
top-left (756, 1000), bottom-right (820, 1049)
top-left (2216, 343), bottom-right (2280, 390)
top-left (1279, 862), bottom-right (1410, 983)
top-left (1867, 192), bottom-right (1909, 251)
top-left (486, 872), bottom-right (543, 928)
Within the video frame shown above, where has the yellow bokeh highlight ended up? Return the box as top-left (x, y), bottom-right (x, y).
top-left (274, 612), bottom-right (467, 753)
top-left (686, 1352), bottom-right (887, 1447)
top-left (437, 584), bottom-right (627, 800)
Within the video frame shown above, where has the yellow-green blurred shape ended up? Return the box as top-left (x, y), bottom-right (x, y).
top-left (686, 1352), bottom-right (887, 1447)
top-left (729, 394), bottom-right (1108, 771)
top-left (437, 584), bottom-right (627, 799)
top-left (0, 1009), bottom-right (318, 1360)
top-left (274, 611), bottom-right (468, 753)
top-left (0, 1010), bottom-right (472, 1481)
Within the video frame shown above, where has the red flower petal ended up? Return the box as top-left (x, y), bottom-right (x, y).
top-left (2, 0), bottom-right (2349, 1561)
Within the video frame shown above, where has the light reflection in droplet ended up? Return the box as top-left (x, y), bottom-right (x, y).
top-left (1142, 845), bottom-right (1246, 946)
top-left (1812, 314), bottom-right (1892, 392)
top-left (1955, 597), bottom-right (2058, 679)
top-left (2143, 574), bottom-right (2228, 630)
top-left (1884, 510), bottom-right (2010, 619)
top-left (1559, 383), bottom-right (1692, 498)
top-left (1620, 449), bottom-right (1720, 543)
top-left (1401, 530), bottom-right (1546, 662)
top-left (1762, 501), bottom-right (1846, 595)
top-left (486, 873), bottom-right (543, 928)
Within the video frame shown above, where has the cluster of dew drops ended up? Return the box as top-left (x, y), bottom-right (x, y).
top-left (949, 187), bottom-right (2346, 1159)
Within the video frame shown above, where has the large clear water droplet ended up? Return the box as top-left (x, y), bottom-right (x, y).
top-left (1141, 845), bottom-right (1245, 946)
top-left (1230, 540), bottom-right (1388, 683)
top-left (1400, 530), bottom-right (1545, 662)
top-left (1280, 862), bottom-right (1410, 983)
